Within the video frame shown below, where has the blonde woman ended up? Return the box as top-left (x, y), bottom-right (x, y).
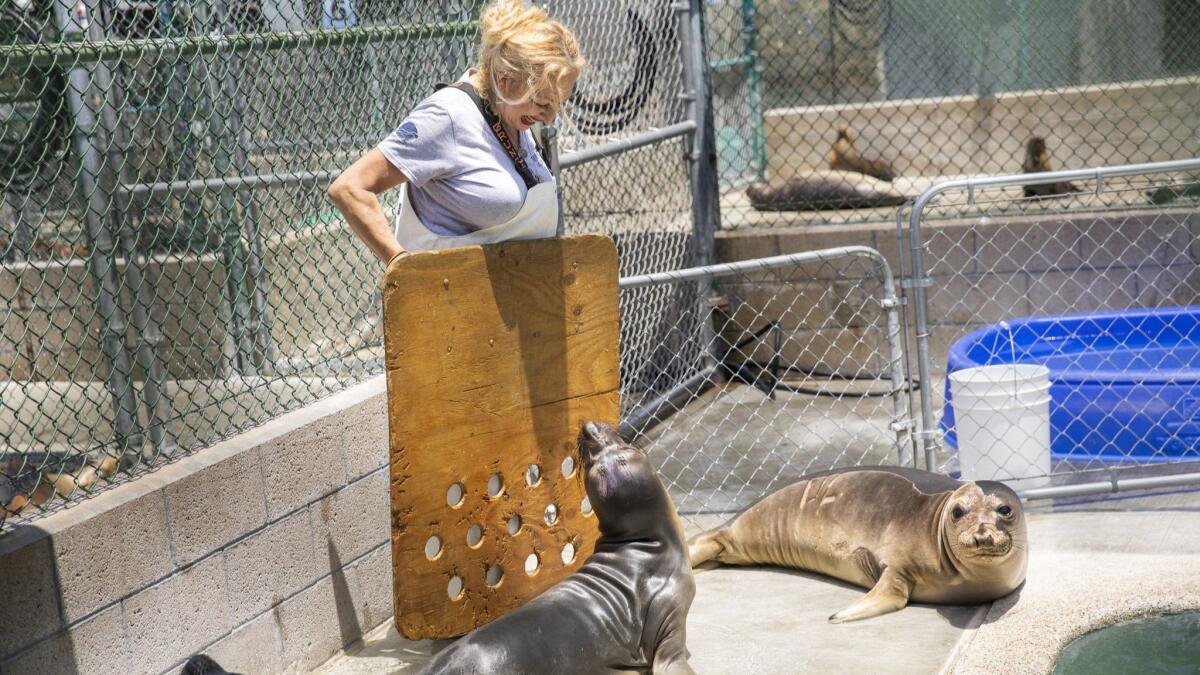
top-left (329, 0), bottom-right (585, 262)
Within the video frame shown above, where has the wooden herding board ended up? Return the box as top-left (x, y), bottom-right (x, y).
top-left (383, 234), bottom-right (619, 640)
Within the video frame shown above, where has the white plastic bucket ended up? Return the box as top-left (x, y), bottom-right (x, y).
top-left (949, 364), bottom-right (1052, 489)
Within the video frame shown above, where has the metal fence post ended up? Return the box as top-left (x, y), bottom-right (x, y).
top-left (906, 192), bottom-right (938, 471)
top-left (52, 0), bottom-right (143, 459)
top-left (679, 0), bottom-right (721, 268)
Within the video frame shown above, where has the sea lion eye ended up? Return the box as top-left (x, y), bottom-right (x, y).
top-left (997, 505), bottom-right (1013, 517)
top-left (951, 505), bottom-right (965, 519)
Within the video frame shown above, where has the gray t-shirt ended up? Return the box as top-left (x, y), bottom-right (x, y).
top-left (377, 77), bottom-right (553, 236)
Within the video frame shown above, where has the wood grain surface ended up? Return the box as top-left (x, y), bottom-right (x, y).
top-left (382, 234), bottom-right (619, 639)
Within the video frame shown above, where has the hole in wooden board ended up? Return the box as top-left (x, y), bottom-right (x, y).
top-left (524, 553), bottom-right (540, 575)
top-left (466, 524), bottom-right (483, 547)
top-left (447, 576), bottom-right (464, 600)
top-left (561, 542), bottom-right (576, 564)
top-left (581, 496), bottom-right (592, 515)
top-left (486, 564), bottom-right (504, 587)
top-left (446, 483), bottom-right (465, 507)
top-left (507, 514), bottom-right (522, 535)
top-left (560, 456), bottom-right (576, 477)
top-left (487, 473), bottom-right (504, 497)
top-left (544, 503), bottom-right (558, 525)
top-left (526, 464), bottom-right (541, 486)
top-left (424, 535), bottom-right (442, 560)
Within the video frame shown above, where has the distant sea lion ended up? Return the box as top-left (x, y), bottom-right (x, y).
top-left (688, 466), bottom-right (1028, 623)
top-left (419, 421), bottom-right (695, 674)
top-left (828, 127), bottom-right (896, 182)
top-left (1022, 136), bottom-right (1079, 198)
top-left (746, 171), bottom-right (908, 212)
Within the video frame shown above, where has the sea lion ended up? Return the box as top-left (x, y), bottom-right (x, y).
top-left (419, 421), bottom-right (695, 675)
top-left (688, 466), bottom-right (1027, 623)
top-left (828, 127), bottom-right (896, 182)
top-left (1022, 136), bottom-right (1079, 198)
top-left (746, 171), bottom-right (908, 212)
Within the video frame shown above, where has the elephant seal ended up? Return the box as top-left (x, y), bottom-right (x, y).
top-left (745, 171), bottom-right (908, 212)
top-left (419, 421), bottom-right (695, 675)
top-left (688, 466), bottom-right (1027, 623)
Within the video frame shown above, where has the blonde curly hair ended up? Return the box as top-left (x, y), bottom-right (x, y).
top-left (476, 0), bottom-right (585, 108)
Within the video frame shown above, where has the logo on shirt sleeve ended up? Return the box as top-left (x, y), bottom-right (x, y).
top-left (396, 121), bottom-right (419, 142)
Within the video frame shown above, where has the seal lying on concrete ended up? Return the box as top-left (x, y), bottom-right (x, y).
top-left (688, 466), bottom-right (1027, 623)
top-left (419, 421), bottom-right (695, 674)
top-left (745, 171), bottom-right (909, 212)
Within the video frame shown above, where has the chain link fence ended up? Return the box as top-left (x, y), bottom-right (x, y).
top-left (904, 159), bottom-right (1200, 497)
top-left (707, 0), bottom-right (1200, 228)
top-left (618, 246), bottom-right (911, 534)
top-left (5, 0), bottom-right (1198, 533)
top-left (0, 0), bottom-right (708, 530)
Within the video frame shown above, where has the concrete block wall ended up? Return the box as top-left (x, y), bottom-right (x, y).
top-left (763, 76), bottom-right (1200, 181)
top-left (0, 376), bottom-right (393, 675)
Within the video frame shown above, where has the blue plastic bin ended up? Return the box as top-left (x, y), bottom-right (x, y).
top-left (941, 307), bottom-right (1200, 462)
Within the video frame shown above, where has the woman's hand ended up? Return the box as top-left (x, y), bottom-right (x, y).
top-left (328, 149), bottom-right (409, 265)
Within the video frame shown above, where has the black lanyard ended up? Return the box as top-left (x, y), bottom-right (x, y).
top-left (436, 81), bottom-right (541, 190)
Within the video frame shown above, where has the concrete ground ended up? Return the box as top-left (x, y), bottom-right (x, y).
top-left (314, 487), bottom-right (1200, 675)
top-left (314, 382), bottom-right (1200, 674)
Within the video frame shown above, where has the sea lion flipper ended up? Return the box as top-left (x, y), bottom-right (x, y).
top-left (828, 567), bottom-right (911, 624)
top-left (686, 530), bottom-right (724, 567)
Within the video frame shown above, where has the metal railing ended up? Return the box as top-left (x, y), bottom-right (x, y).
top-left (903, 158), bottom-right (1200, 500)
top-left (616, 245), bottom-right (911, 531)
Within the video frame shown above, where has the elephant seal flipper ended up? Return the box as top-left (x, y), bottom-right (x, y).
top-left (828, 566), bottom-right (912, 623)
top-left (687, 467), bottom-right (1028, 624)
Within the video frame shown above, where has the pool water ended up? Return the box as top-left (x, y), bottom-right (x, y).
top-left (1052, 612), bottom-right (1200, 675)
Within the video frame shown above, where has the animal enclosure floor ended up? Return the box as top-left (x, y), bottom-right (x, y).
top-left (313, 487), bottom-right (1200, 674)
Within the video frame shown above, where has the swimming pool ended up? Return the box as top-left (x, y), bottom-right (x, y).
top-left (1052, 611), bottom-right (1200, 674)
top-left (941, 306), bottom-right (1200, 462)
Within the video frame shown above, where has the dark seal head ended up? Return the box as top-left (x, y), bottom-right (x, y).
top-left (418, 421), bottom-right (696, 675)
top-left (578, 421), bottom-right (682, 542)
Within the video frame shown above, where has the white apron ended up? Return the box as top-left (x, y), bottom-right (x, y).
top-left (394, 180), bottom-right (559, 252)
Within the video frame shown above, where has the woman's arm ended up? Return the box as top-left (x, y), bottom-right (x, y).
top-left (328, 149), bottom-right (409, 264)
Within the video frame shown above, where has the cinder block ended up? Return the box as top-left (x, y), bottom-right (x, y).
top-left (0, 538), bottom-right (63, 659)
top-left (926, 272), bottom-right (1030, 326)
top-left (714, 232), bottom-right (779, 263)
top-left (352, 544), bottom-right (394, 631)
top-left (312, 470), bottom-right (390, 573)
top-left (166, 449), bottom-right (268, 566)
top-left (277, 575), bottom-right (363, 672)
top-left (340, 394), bottom-right (389, 483)
top-left (0, 603), bottom-right (128, 675)
top-left (223, 509), bottom-right (320, 627)
top-left (258, 421), bottom-right (347, 520)
top-left (882, 219), bottom-right (979, 279)
top-left (53, 492), bottom-right (174, 622)
top-left (775, 223), bottom-right (875, 261)
top-left (1077, 213), bottom-right (1177, 269)
top-left (1027, 269), bottom-right (1137, 316)
top-left (971, 216), bottom-right (1083, 275)
top-left (202, 609), bottom-right (284, 675)
top-left (123, 555), bottom-right (231, 675)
